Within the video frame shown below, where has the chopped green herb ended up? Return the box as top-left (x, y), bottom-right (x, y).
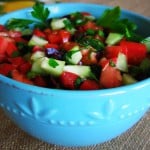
top-left (66, 50), bottom-right (80, 59)
top-left (5, 2), bottom-right (50, 30)
top-left (48, 58), bottom-right (59, 68)
top-left (96, 6), bottom-right (141, 41)
top-left (79, 36), bottom-right (105, 50)
top-left (31, 2), bottom-right (50, 22)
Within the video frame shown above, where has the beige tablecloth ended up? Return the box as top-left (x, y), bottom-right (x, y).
top-left (0, 0), bottom-right (150, 150)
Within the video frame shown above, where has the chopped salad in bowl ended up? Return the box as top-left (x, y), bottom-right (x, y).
top-left (0, 2), bottom-right (150, 90)
top-left (0, 2), bottom-right (150, 147)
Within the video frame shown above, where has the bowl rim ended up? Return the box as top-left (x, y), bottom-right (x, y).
top-left (0, 2), bottom-right (150, 95)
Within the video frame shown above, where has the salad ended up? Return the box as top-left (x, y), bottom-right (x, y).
top-left (0, 2), bottom-right (150, 90)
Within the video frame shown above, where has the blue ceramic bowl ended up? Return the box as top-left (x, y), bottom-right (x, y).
top-left (0, 3), bottom-right (150, 147)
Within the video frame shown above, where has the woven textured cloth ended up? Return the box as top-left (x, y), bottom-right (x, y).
top-left (0, 0), bottom-right (150, 149)
top-left (0, 109), bottom-right (149, 150)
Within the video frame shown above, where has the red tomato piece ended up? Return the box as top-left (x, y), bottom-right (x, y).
top-left (0, 63), bottom-right (15, 76)
top-left (99, 65), bottom-right (122, 88)
top-left (59, 71), bottom-right (79, 90)
top-left (8, 30), bottom-right (22, 38)
top-left (0, 54), bottom-right (7, 63)
top-left (0, 24), bottom-right (6, 31)
top-left (33, 29), bottom-right (46, 38)
top-left (59, 30), bottom-right (71, 43)
top-left (81, 49), bottom-right (98, 65)
top-left (45, 43), bottom-right (59, 50)
top-left (8, 57), bottom-right (25, 68)
top-left (81, 21), bottom-right (103, 31)
top-left (81, 12), bottom-right (91, 16)
top-left (61, 42), bottom-right (78, 51)
top-left (105, 45), bottom-right (127, 59)
top-left (99, 57), bottom-right (117, 68)
top-left (80, 79), bottom-right (100, 90)
top-left (120, 40), bottom-right (147, 65)
top-left (32, 45), bottom-right (44, 52)
top-left (11, 70), bottom-right (33, 85)
top-left (6, 42), bottom-right (18, 57)
top-left (19, 62), bottom-right (31, 74)
top-left (0, 36), bottom-right (9, 55)
top-left (47, 31), bottom-right (61, 44)
top-left (33, 76), bottom-right (47, 87)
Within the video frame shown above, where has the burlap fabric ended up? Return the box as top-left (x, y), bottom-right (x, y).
top-left (0, 0), bottom-right (150, 149)
top-left (0, 109), bottom-right (149, 150)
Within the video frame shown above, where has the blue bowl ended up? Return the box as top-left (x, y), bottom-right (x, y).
top-left (0, 3), bottom-right (150, 147)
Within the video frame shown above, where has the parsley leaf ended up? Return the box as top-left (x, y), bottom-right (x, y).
top-left (49, 58), bottom-right (59, 68)
top-left (6, 18), bottom-right (34, 29)
top-left (97, 6), bottom-right (141, 41)
top-left (31, 2), bottom-right (50, 22)
top-left (97, 6), bottom-right (121, 28)
top-left (78, 36), bottom-right (105, 50)
top-left (5, 2), bottom-right (50, 30)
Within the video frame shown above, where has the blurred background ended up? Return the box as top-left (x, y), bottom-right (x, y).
top-left (0, 0), bottom-right (150, 17)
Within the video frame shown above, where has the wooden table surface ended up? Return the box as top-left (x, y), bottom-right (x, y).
top-left (0, 0), bottom-right (150, 150)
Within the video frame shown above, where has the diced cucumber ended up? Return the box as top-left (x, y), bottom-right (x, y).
top-left (64, 65), bottom-right (92, 78)
top-left (28, 35), bottom-right (48, 46)
top-left (41, 57), bottom-right (65, 77)
top-left (122, 73), bottom-right (137, 85)
top-left (65, 46), bottom-right (82, 64)
top-left (31, 57), bottom-right (46, 75)
top-left (30, 51), bottom-right (45, 62)
top-left (51, 18), bottom-right (67, 30)
top-left (141, 37), bottom-right (150, 52)
top-left (116, 52), bottom-right (128, 72)
top-left (106, 32), bottom-right (124, 45)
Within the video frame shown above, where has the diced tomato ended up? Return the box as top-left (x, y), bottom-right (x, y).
top-left (47, 31), bottom-right (61, 44)
top-left (0, 25), bottom-right (6, 31)
top-left (8, 30), bottom-right (22, 38)
top-left (11, 70), bottom-right (33, 85)
top-left (45, 43), bottom-right (59, 50)
top-left (8, 57), bottom-right (25, 68)
top-left (0, 63), bottom-right (15, 76)
top-left (81, 21), bottom-right (103, 31)
top-left (14, 37), bottom-right (27, 43)
top-left (105, 45), bottom-right (128, 59)
top-left (32, 45), bottom-right (44, 52)
top-left (81, 12), bottom-right (91, 16)
top-left (19, 62), bottom-right (31, 74)
top-left (99, 65), bottom-right (122, 88)
top-left (80, 79), bottom-right (100, 90)
top-left (99, 57), bottom-right (117, 68)
top-left (61, 42), bottom-right (78, 51)
top-left (33, 75), bottom-right (47, 87)
top-left (59, 71), bottom-right (79, 90)
top-left (81, 49), bottom-right (98, 65)
top-left (120, 40), bottom-right (147, 65)
top-left (59, 30), bottom-right (71, 43)
top-left (0, 36), bottom-right (9, 55)
top-left (0, 54), bottom-right (7, 63)
top-left (44, 28), bottom-right (52, 35)
top-left (33, 29), bottom-right (46, 39)
top-left (5, 41), bottom-right (18, 57)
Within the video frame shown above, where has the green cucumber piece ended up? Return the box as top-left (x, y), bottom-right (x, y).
top-left (64, 65), bottom-right (92, 78)
top-left (65, 46), bottom-right (82, 64)
top-left (41, 57), bottom-right (65, 77)
top-left (122, 73), bottom-right (137, 85)
top-left (116, 52), bottom-right (128, 72)
top-left (51, 18), bottom-right (67, 30)
top-left (106, 32), bottom-right (124, 45)
top-left (141, 37), bottom-right (150, 52)
top-left (31, 57), bottom-right (46, 75)
top-left (30, 51), bottom-right (45, 62)
top-left (28, 35), bottom-right (48, 46)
